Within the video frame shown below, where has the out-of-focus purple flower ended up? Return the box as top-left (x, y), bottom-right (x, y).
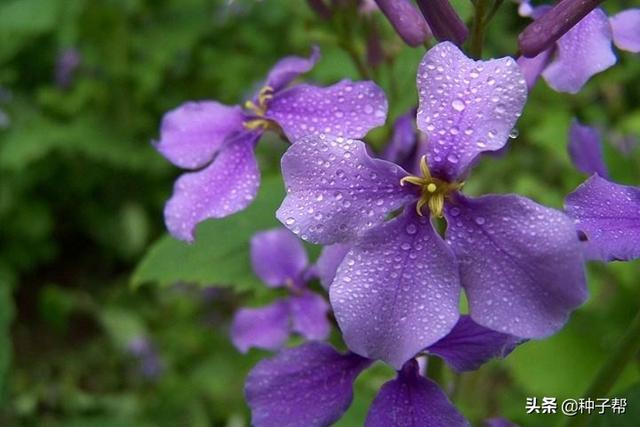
top-left (382, 108), bottom-right (422, 172)
top-left (567, 119), bottom-right (608, 178)
top-left (564, 120), bottom-right (640, 262)
top-left (245, 316), bottom-right (519, 426)
top-left (127, 336), bottom-right (164, 380)
top-left (230, 228), bottom-right (331, 353)
top-left (486, 418), bottom-right (520, 427)
top-left (609, 132), bottom-right (638, 155)
top-left (277, 42), bottom-right (586, 369)
top-left (517, 2), bottom-right (640, 93)
top-left (55, 48), bottom-right (81, 88)
top-left (155, 47), bottom-right (388, 241)
top-left (416, 0), bottom-right (468, 46)
top-left (306, 0), bottom-right (333, 19)
top-left (374, 0), bottom-right (432, 47)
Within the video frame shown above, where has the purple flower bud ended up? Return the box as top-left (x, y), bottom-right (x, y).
top-left (518, 0), bottom-right (605, 57)
top-left (415, 0), bottom-right (468, 46)
top-left (374, 0), bottom-right (431, 47)
top-left (306, 0), bottom-right (332, 20)
top-left (366, 23), bottom-right (385, 67)
top-left (55, 48), bottom-right (81, 88)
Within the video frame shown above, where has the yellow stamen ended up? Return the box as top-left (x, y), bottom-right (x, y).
top-left (243, 118), bottom-right (276, 131)
top-left (401, 155), bottom-right (462, 218)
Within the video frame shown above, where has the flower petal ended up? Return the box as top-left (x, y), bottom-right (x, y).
top-left (288, 291), bottom-right (331, 341)
top-left (375, 0), bottom-right (431, 46)
top-left (365, 359), bottom-right (468, 427)
top-left (565, 175), bottom-right (640, 261)
top-left (445, 194), bottom-right (587, 338)
top-left (277, 135), bottom-right (415, 245)
top-left (568, 119), bottom-right (608, 177)
top-left (250, 228), bottom-right (308, 287)
top-left (230, 300), bottom-right (290, 353)
top-left (610, 9), bottom-right (640, 53)
top-left (263, 47), bottom-right (320, 93)
top-left (427, 315), bottom-right (520, 372)
top-left (416, 42), bottom-right (527, 181)
top-left (266, 80), bottom-right (388, 141)
top-left (330, 209), bottom-right (460, 369)
top-left (164, 134), bottom-right (260, 242)
top-left (315, 244), bottom-right (351, 290)
top-left (245, 342), bottom-right (372, 427)
top-left (542, 9), bottom-right (616, 94)
top-left (156, 101), bottom-right (246, 169)
top-left (516, 49), bottom-right (553, 90)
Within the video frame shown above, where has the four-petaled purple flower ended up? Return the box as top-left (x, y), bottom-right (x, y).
top-left (155, 47), bottom-right (388, 241)
top-left (230, 228), bottom-right (331, 352)
top-left (245, 315), bottom-right (520, 427)
top-left (564, 120), bottom-right (640, 262)
top-left (517, 1), bottom-right (640, 93)
top-left (276, 42), bottom-right (587, 369)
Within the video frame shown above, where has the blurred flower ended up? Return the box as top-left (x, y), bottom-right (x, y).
top-left (277, 42), bottom-right (586, 368)
top-left (564, 120), bottom-right (640, 262)
top-left (55, 48), bottom-right (81, 89)
top-left (245, 316), bottom-right (519, 426)
top-left (230, 228), bottom-right (331, 353)
top-left (155, 47), bottom-right (388, 241)
top-left (306, 0), bottom-right (332, 19)
top-left (517, 1), bottom-right (640, 93)
top-left (416, 0), bottom-right (468, 46)
top-left (382, 108), bottom-right (421, 172)
top-left (374, 0), bottom-right (432, 47)
top-left (127, 336), bottom-right (164, 380)
top-left (609, 132), bottom-right (638, 155)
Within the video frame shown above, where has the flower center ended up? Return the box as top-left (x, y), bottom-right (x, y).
top-left (400, 156), bottom-right (463, 218)
top-left (243, 86), bottom-right (277, 131)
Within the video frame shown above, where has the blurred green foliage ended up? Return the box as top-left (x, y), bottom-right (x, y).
top-left (0, 0), bottom-right (639, 426)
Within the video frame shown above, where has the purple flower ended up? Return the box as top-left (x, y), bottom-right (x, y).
top-left (567, 119), bottom-right (608, 178)
top-left (155, 48), bottom-right (388, 241)
top-left (564, 122), bottom-right (640, 262)
top-left (517, 2), bottom-right (640, 93)
top-left (230, 228), bottom-right (331, 353)
top-left (55, 48), bottom-right (81, 88)
top-left (374, 0), bottom-right (432, 47)
top-left (277, 42), bottom-right (586, 368)
top-left (127, 336), bottom-right (164, 380)
top-left (382, 108), bottom-right (423, 172)
top-left (245, 316), bottom-right (519, 427)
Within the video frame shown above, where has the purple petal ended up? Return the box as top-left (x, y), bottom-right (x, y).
top-left (445, 194), bottom-right (587, 338)
top-left (565, 175), bottom-right (640, 262)
top-left (330, 209), bottom-right (460, 369)
top-left (277, 135), bottom-right (416, 245)
top-left (610, 9), bottom-right (640, 53)
top-left (382, 109), bottom-right (419, 171)
top-left (263, 47), bottom-right (320, 93)
top-left (516, 49), bottom-right (553, 91)
top-left (315, 244), bottom-right (351, 290)
top-left (365, 359), bottom-right (468, 427)
top-left (415, 0), bottom-right (469, 46)
top-left (427, 315), bottom-right (520, 372)
top-left (416, 42), bottom-right (527, 181)
top-left (266, 80), bottom-right (388, 141)
top-left (230, 300), bottom-right (290, 353)
top-left (250, 228), bottom-right (309, 287)
top-left (542, 9), bottom-right (616, 94)
top-left (156, 101), bottom-right (246, 169)
top-left (568, 119), bottom-right (608, 177)
top-left (485, 418), bottom-right (519, 427)
top-left (164, 134), bottom-right (260, 242)
top-left (245, 342), bottom-right (372, 427)
top-left (374, 0), bottom-right (431, 47)
top-left (288, 291), bottom-right (331, 341)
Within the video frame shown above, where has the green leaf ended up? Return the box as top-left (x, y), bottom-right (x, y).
top-left (589, 382), bottom-right (640, 427)
top-left (132, 175), bottom-right (284, 293)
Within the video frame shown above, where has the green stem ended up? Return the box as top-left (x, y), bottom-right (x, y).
top-left (565, 306), bottom-right (640, 427)
top-left (469, 0), bottom-right (491, 58)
